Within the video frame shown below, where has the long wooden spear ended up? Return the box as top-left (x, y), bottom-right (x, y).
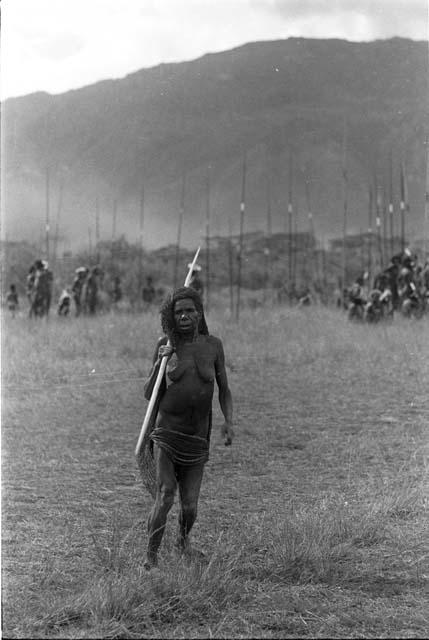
top-left (367, 184), bottom-right (373, 286)
top-left (304, 171), bottom-right (315, 287)
top-left (375, 177), bottom-right (383, 269)
top-left (45, 166), bottom-right (50, 262)
top-left (228, 215), bottom-right (234, 315)
top-left (88, 226), bottom-right (93, 258)
top-left (288, 149), bottom-right (293, 295)
top-left (388, 151), bottom-right (394, 257)
top-left (135, 246), bottom-right (201, 458)
top-left (139, 184), bottom-right (145, 301)
top-left (236, 153), bottom-right (246, 321)
top-left (263, 172), bottom-right (272, 302)
top-left (403, 161), bottom-right (410, 246)
top-left (425, 135), bottom-right (429, 259)
top-left (292, 200), bottom-right (298, 294)
top-left (205, 167), bottom-right (211, 312)
top-left (341, 116), bottom-right (348, 307)
top-left (174, 174), bottom-right (186, 289)
top-left (321, 236), bottom-right (327, 297)
top-left (359, 227), bottom-right (365, 274)
top-left (400, 160), bottom-right (406, 252)
top-left (95, 196), bottom-right (100, 264)
top-left (112, 198), bottom-right (117, 243)
top-left (111, 198), bottom-right (117, 269)
top-left (381, 181), bottom-right (387, 264)
top-left (52, 175), bottom-right (64, 269)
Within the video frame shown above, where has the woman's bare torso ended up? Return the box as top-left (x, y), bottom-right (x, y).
top-left (157, 335), bottom-right (218, 438)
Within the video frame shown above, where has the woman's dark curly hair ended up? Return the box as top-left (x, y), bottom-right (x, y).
top-left (160, 287), bottom-right (209, 346)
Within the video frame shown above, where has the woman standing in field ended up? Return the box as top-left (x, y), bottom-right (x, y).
top-left (143, 286), bottom-right (234, 570)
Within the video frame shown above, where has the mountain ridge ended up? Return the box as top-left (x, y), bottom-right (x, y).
top-left (2, 37), bottom-right (427, 252)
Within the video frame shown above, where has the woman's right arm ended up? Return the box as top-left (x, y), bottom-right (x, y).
top-left (144, 336), bottom-right (168, 400)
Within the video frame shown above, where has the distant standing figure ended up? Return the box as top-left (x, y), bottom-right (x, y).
top-left (84, 266), bottom-right (101, 315)
top-left (111, 276), bottom-right (122, 306)
top-left (72, 267), bottom-right (88, 316)
top-left (375, 261), bottom-right (400, 311)
top-left (57, 288), bottom-right (72, 316)
top-left (6, 284), bottom-right (19, 317)
top-left (333, 285), bottom-right (342, 308)
top-left (397, 265), bottom-right (414, 305)
top-left (187, 263), bottom-right (204, 298)
top-left (142, 276), bottom-right (156, 307)
top-left (26, 265), bottom-right (36, 304)
top-left (28, 259), bottom-right (53, 318)
top-left (349, 275), bottom-right (366, 306)
top-left (347, 275), bottom-right (366, 321)
top-left (422, 261), bottom-right (429, 291)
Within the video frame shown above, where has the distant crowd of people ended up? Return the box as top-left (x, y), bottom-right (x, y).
top-left (346, 248), bottom-right (429, 322)
top-left (4, 259), bottom-right (206, 320)
top-left (6, 251), bottom-right (427, 322)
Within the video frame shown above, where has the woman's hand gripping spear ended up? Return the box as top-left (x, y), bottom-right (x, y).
top-left (135, 247), bottom-right (201, 458)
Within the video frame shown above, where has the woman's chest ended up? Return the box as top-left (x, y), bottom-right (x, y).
top-left (166, 341), bottom-right (216, 383)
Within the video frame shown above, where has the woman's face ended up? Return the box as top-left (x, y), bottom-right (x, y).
top-left (173, 298), bottom-right (201, 334)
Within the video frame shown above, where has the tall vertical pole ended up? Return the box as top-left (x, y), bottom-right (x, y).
top-left (112, 199), bottom-right (117, 243)
top-left (359, 227), bottom-right (365, 274)
top-left (88, 226), bottom-right (93, 258)
top-left (53, 176), bottom-right (64, 270)
top-left (288, 149), bottom-right (293, 296)
top-left (400, 161), bottom-right (406, 252)
top-left (139, 184), bottom-right (145, 301)
top-left (174, 175), bottom-right (185, 289)
top-left (205, 167), bottom-right (211, 312)
top-left (264, 172), bottom-right (272, 301)
top-left (139, 185), bottom-right (145, 247)
top-left (404, 161), bottom-right (410, 246)
top-left (375, 177), bottom-right (383, 270)
top-left (43, 106), bottom-right (51, 264)
top-left (381, 182), bottom-right (387, 264)
top-left (228, 215), bottom-right (234, 316)
top-left (236, 153), bottom-right (246, 321)
top-left (425, 135), bottom-right (429, 260)
top-left (111, 198), bottom-right (117, 270)
top-left (367, 184), bottom-right (373, 287)
top-left (95, 196), bottom-right (100, 263)
top-left (292, 200), bottom-right (298, 293)
top-left (321, 236), bottom-right (327, 300)
top-left (304, 173), bottom-right (314, 288)
top-left (341, 116), bottom-right (348, 307)
top-left (45, 166), bottom-right (50, 262)
top-left (388, 151), bottom-right (394, 257)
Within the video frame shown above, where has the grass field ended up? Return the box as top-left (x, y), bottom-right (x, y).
top-left (2, 302), bottom-right (429, 638)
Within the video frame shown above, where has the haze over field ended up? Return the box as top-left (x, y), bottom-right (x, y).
top-left (3, 37), bottom-right (427, 252)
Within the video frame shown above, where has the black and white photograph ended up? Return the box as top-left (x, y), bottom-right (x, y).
top-left (1, 0), bottom-right (428, 637)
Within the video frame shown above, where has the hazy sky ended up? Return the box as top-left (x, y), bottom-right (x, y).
top-left (2, 0), bottom-right (427, 99)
